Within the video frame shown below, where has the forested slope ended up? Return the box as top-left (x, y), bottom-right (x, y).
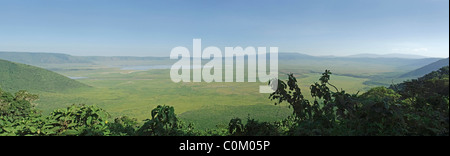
top-left (0, 59), bottom-right (88, 92)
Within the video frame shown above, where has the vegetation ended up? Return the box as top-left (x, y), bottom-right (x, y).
top-left (35, 67), bottom-right (292, 127)
top-left (1, 67), bottom-right (448, 136)
top-left (1, 52), bottom-right (443, 128)
top-left (0, 59), bottom-right (88, 93)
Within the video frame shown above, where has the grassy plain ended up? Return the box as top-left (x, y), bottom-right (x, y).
top-left (34, 62), bottom-right (376, 129)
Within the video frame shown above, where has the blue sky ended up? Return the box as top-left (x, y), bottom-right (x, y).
top-left (0, 0), bottom-right (448, 57)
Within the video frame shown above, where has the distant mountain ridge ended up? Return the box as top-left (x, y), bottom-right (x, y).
top-left (0, 51), bottom-right (92, 65)
top-left (0, 59), bottom-right (89, 92)
top-left (0, 51), bottom-right (444, 73)
top-left (0, 51), bottom-right (170, 66)
top-left (347, 53), bottom-right (430, 59)
top-left (1, 51), bottom-right (438, 60)
top-left (400, 58), bottom-right (450, 78)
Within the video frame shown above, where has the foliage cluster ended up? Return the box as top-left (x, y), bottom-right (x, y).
top-left (1, 67), bottom-right (448, 136)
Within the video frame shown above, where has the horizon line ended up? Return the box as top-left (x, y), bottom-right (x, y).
top-left (0, 50), bottom-right (448, 59)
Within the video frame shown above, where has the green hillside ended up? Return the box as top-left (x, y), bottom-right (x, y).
top-left (0, 59), bottom-right (89, 92)
top-left (401, 58), bottom-right (450, 78)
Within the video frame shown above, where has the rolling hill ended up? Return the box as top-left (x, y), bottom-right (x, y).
top-left (400, 58), bottom-right (450, 78)
top-left (0, 59), bottom-right (89, 92)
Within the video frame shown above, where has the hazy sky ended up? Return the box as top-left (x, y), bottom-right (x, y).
top-left (0, 0), bottom-right (448, 57)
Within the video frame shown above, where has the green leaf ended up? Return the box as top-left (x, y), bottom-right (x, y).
top-left (87, 116), bottom-right (92, 125)
top-left (67, 123), bottom-right (78, 127)
top-left (3, 127), bottom-right (15, 132)
top-left (29, 127), bottom-right (37, 133)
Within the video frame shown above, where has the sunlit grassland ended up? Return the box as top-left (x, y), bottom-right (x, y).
top-left (34, 63), bottom-right (373, 129)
